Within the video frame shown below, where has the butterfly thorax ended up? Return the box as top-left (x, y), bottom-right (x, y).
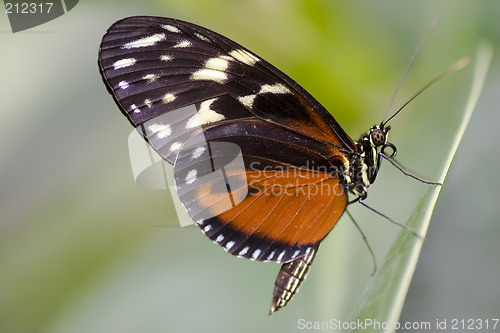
top-left (346, 125), bottom-right (392, 199)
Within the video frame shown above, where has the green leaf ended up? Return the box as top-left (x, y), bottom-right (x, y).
top-left (348, 42), bottom-right (493, 333)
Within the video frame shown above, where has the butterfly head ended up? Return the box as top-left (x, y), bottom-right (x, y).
top-left (349, 124), bottom-right (396, 198)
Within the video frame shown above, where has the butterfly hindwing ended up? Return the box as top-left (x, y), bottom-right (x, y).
top-left (173, 122), bottom-right (348, 262)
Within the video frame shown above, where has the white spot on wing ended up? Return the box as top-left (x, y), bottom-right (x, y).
top-left (143, 73), bottom-right (160, 83)
top-left (237, 84), bottom-right (290, 109)
top-left (122, 33), bottom-right (166, 49)
top-left (277, 250), bottom-right (286, 262)
top-left (148, 123), bottom-right (172, 139)
top-left (118, 81), bottom-right (129, 90)
top-left (225, 241), bottom-right (235, 251)
top-left (160, 54), bottom-right (173, 62)
top-left (186, 98), bottom-right (225, 129)
top-left (251, 249), bottom-right (261, 260)
top-left (190, 56), bottom-right (230, 83)
top-left (215, 234), bottom-right (224, 243)
top-left (229, 49), bottom-right (260, 66)
top-left (113, 58), bottom-right (136, 70)
top-left (239, 246), bottom-right (249, 256)
top-left (238, 94), bottom-right (256, 108)
top-left (203, 224), bottom-right (212, 233)
top-left (162, 93), bottom-right (176, 104)
top-left (173, 40), bottom-right (192, 48)
top-left (260, 83), bottom-right (291, 94)
top-left (267, 250), bottom-right (276, 261)
top-left (194, 32), bottom-right (210, 42)
top-left (191, 146), bottom-right (206, 159)
top-left (291, 249), bottom-right (301, 260)
top-left (185, 169), bottom-right (197, 185)
top-left (160, 24), bottom-right (181, 33)
top-left (170, 141), bottom-right (182, 152)
top-left (144, 99), bottom-right (152, 108)
top-left (205, 57), bottom-right (230, 71)
top-left (191, 69), bottom-right (227, 83)
top-left (130, 104), bottom-right (140, 113)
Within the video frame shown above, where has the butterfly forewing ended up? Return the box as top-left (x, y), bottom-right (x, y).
top-left (98, 16), bottom-right (356, 149)
top-left (172, 119), bottom-right (348, 263)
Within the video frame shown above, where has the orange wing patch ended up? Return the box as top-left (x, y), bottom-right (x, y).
top-left (194, 167), bottom-right (347, 262)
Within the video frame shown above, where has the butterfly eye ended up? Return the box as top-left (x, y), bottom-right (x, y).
top-left (370, 127), bottom-right (387, 146)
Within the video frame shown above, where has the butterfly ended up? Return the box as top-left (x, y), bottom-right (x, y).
top-left (98, 16), bottom-right (441, 314)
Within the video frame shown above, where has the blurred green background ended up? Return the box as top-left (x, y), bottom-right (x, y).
top-left (1, 0), bottom-right (498, 332)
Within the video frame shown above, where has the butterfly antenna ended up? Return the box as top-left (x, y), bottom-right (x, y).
top-left (380, 16), bottom-right (441, 126)
top-left (381, 57), bottom-right (470, 127)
